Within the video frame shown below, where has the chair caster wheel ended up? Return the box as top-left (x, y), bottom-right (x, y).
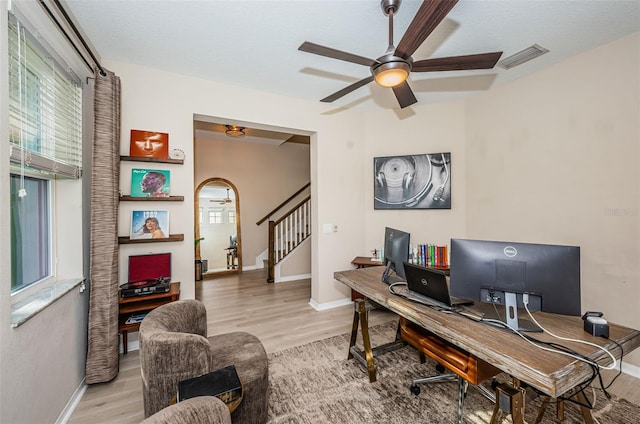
top-left (435, 364), bottom-right (446, 373)
top-left (410, 384), bottom-right (421, 395)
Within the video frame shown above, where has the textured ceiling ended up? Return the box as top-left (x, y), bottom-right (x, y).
top-left (64, 0), bottom-right (639, 113)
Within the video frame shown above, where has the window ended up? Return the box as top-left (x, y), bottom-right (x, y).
top-left (10, 175), bottom-right (51, 292)
top-left (228, 210), bottom-right (236, 224)
top-left (8, 15), bottom-right (83, 294)
top-left (209, 210), bottom-right (223, 224)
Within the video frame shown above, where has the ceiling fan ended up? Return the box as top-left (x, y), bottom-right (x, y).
top-left (209, 188), bottom-right (233, 205)
top-left (298, 0), bottom-right (503, 109)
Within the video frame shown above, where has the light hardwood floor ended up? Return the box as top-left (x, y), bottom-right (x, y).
top-left (68, 269), bottom-right (639, 423)
top-left (68, 269), bottom-right (395, 423)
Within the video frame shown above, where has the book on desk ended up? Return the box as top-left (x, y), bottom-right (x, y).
top-left (177, 365), bottom-right (242, 404)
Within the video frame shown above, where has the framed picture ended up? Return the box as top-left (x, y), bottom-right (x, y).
top-left (129, 130), bottom-right (169, 159)
top-left (130, 210), bottom-right (170, 239)
top-left (374, 152), bottom-right (451, 209)
top-left (130, 168), bottom-right (171, 197)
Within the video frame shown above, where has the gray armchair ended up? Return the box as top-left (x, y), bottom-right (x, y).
top-left (140, 396), bottom-right (231, 424)
top-left (139, 299), bottom-right (269, 423)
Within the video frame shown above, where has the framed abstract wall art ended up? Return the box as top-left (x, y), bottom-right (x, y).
top-left (374, 152), bottom-right (451, 209)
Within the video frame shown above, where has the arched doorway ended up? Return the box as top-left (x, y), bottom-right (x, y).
top-left (195, 178), bottom-right (242, 278)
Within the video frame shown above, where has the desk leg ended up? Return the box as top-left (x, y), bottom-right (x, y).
top-left (348, 303), bottom-right (360, 360)
top-left (122, 330), bottom-right (128, 355)
top-left (490, 381), bottom-right (525, 424)
top-left (347, 299), bottom-right (377, 383)
top-left (574, 389), bottom-right (594, 424)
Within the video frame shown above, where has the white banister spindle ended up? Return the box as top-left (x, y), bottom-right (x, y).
top-left (271, 197), bottom-right (312, 267)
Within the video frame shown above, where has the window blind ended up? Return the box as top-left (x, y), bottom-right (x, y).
top-left (8, 16), bottom-right (83, 179)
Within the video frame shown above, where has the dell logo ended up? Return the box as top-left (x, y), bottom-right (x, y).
top-left (504, 246), bottom-right (517, 257)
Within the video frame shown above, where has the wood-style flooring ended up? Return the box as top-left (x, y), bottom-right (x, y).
top-left (68, 269), bottom-right (639, 423)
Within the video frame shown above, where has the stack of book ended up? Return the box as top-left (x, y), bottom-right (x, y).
top-left (177, 365), bottom-right (242, 405)
top-left (408, 244), bottom-right (449, 268)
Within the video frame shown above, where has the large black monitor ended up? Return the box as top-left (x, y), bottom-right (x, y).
top-left (381, 227), bottom-right (410, 284)
top-left (449, 238), bottom-right (580, 331)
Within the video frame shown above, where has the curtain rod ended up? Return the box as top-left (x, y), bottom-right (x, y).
top-left (37, 0), bottom-right (106, 77)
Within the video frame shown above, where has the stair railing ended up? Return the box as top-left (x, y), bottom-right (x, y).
top-left (267, 196), bottom-right (311, 283)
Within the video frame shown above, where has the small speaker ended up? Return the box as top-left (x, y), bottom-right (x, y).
top-left (582, 312), bottom-right (609, 338)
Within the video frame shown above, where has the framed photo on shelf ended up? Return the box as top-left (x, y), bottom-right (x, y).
top-left (130, 210), bottom-right (170, 239)
top-left (374, 152), bottom-right (451, 210)
top-left (130, 168), bottom-right (171, 197)
top-left (129, 129), bottom-right (169, 159)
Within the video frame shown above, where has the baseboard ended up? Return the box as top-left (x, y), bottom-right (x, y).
top-left (121, 339), bottom-right (140, 354)
top-left (276, 273), bottom-right (311, 283)
top-left (309, 296), bottom-right (352, 311)
top-left (55, 378), bottom-right (87, 424)
top-left (622, 360), bottom-right (640, 378)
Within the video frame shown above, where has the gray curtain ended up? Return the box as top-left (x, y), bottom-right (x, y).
top-left (85, 68), bottom-right (121, 384)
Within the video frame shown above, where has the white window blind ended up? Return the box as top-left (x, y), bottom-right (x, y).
top-left (8, 16), bottom-right (83, 179)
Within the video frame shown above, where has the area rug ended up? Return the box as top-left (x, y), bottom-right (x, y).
top-left (266, 320), bottom-right (638, 423)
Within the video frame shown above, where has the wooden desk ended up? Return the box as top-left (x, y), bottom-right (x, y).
top-left (118, 282), bottom-right (180, 354)
top-left (351, 256), bottom-right (384, 268)
top-left (334, 267), bottom-right (640, 423)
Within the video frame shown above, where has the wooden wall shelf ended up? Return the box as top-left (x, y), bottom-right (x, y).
top-left (118, 234), bottom-right (184, 244)
top-left (120, 195), bottom-right (184, 201)
top-left (119, 282), bottom-right (180, 354)
top-left (120, 155), bottom-right (184, 165)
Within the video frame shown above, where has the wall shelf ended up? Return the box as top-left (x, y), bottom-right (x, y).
top-left (120, 155), bottom-right (184, 165)
top-left (120, 195), bottom-right (184, 201)
top-left (118, 234), bottom-right (184, 244)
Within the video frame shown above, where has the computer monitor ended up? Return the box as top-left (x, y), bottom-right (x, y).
top-left (449, 238), bottom-right (580, 332)
top-left (381, 227), bottom-right (410, 284)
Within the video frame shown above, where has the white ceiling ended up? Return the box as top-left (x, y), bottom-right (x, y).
top-left (64, 0), bottom-right (639, 112)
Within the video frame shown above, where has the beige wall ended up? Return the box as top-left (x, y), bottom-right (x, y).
top-left (109, 59), bottom-right (364, 305)
top-left (361, 101), bottom-right (468, 251)
top-left (194, 131), bottom-right (310, 267)
top-left (464, 33), bottom-right (640, 367)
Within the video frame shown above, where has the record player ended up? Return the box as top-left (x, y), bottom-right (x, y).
top-left (120, 253), bottom-right (172, 298)
top-left (120, 277), bottom-right (171, 298)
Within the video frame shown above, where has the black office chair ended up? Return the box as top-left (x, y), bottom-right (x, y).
top-left (399, 318), bottom-right (499, 424)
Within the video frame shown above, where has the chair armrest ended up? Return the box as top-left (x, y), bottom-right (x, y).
top-left (140, 396), bottom-right (231, 424)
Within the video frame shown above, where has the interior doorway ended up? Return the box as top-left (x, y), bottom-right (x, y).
top-left (195, 178), bottom-right (242, 278)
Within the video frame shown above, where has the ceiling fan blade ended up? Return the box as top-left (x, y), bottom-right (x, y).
top-left (392, 81), bottom-right (417, 109)
top-left (321, 76), bottom-right (374, 103)
top-left (299, 41), bottom-right (377, 67)
top-left (412, 52), bottom-right (503, 72)
top-left (395, 0), bottom-right (459, 60)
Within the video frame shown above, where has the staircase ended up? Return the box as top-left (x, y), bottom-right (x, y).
top-left (256, 183), bottom-right (311, 283)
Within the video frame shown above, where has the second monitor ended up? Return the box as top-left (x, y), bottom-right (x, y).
top-left (381, 227), bottom-right (410, 284)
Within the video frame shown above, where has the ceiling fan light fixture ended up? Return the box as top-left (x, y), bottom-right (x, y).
top-left (225, 125), bottom-right (246, 138)
top-left (373, 61), bottom-right (410, 87)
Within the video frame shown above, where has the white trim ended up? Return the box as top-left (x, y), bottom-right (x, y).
top-left (255, 249), bottom-right (268, 269)
top-left (621, 360), bottom-right (640, 379)
top-left (309, 297), bottom-right (352, 311)
top-left (55, 378), bottom-right (87, 424)
top-left (120, 338), bottom-right (140, 355)
top-left (276, 273), bottom-right (311, 283)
